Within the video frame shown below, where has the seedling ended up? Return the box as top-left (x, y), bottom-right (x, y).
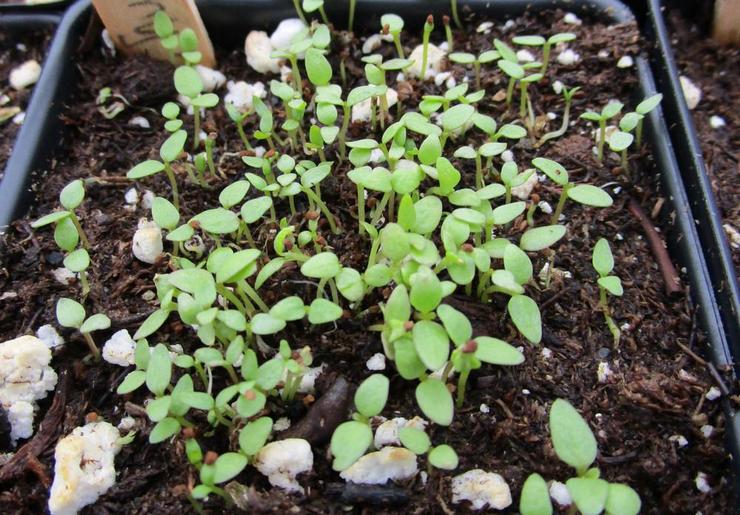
top-left (448, 50), bottom-right (499, 89)
top-left (608, 130), bottom-right (634, 171)
top-left (420, 15), bottom-right (434, 81)
top-left (443, 15), bottom-right (454, 51)
top-left (128, 130), bottom-right (186, 209)
top-left (153, 10), bottom-right (178, 64)
top-left (31, 179), bottom-right (90, 249)
top-left (625, 93), bottom-right (663, 147)
top-left (592, 238), bottom-right (623, 345)
top-left (450, 0), bottom-right (462, 28)
top-left (348, 0), bottom-right (356, 33)
top-left (302, 0), bottom-right (329, 25)
top-left (533, 157), bottom-right (613, 224)
top-left (519, 399), bottom-right (641, 515)
top-left (512, 33), bottom-right (576, 74)
top-left (381, 14), bottom-right (406, 59)
top-left (518, 70), bottom-right (544, 120)
top-left (496, 43), bottom-right (525, 106)
top-left (56, 297), bottom-right (110, 360)
top-left (453, 141), bottom-right (507, 189)
top-left (174, 65), bottom-right (218, 151)
top-left (537, 85), bottom-right (580, 146)
top-left (292, 0), bottom-right (308, 24)
top-left (580, 101), bottom-right (623, 162)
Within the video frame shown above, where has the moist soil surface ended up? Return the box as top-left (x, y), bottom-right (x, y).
top-left (0, 28), bottom-right (51, 178)
top-left (0, 8), bottom-right (735, 514)
top-left (665, 4), bottom-right (740, 275)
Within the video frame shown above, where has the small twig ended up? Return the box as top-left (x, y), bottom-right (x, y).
top-left (626, 198), bottom-right (681, 297)
top-left (676, 340), bottom-right (707, 367)
top-left (539, 284), bottom-right (576, 311)
top-left (707, 362), bottom-right (732, 396)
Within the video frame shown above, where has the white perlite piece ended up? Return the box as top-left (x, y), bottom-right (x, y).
top-left (273, 417), bottom-right (291, 432)
top-left (195, 65), bottom-right (226, 92)
top-left (36, 325), bottom-right (64, 349)
top-left (340, 447), bottom-right (417, 484)
top-left (700, 425), bottom-right (714, 438)
top-left (563, 12), bottom-right (582, 25)
top-left (541, 347), bottom-right (553, 359)
top-left (724, 224), bottom-right (740, 249)
top-left (477, 21), bottom-right (494, 34)
top-left (669, 434), bottom-right (689, 448)
top-left (140, 190), bottom-right (155, 210)
top-left (128, 116), bottom-right (150, 129)
top-left (511, 171), bottom-right (537, 199)
top-left (680, 75), bottom-right (701, 110)
top-left (48, 421), bottom-right (122, 515)
top-left (245, 31), bottom-right (281, 74)
top-left (406, 44), bottom-right (446, 79)
top-left (132, 219), bottom-right (163, 264)
top-left (451, 469), bottom-right (512, 510)
top-left (709, 115), bottom-right (726, 129)
top-left (597, 361), bottom-right (612, 383)
top-left (0, 335), bottom-right (58, 445)
top-left (366, 352), bottom-right (386, 371)
top-left (617, 55), bottom-right (634, 68)
top-left (253, 439), bottom-right (313, 493)
top-left (552, 80), bottom-right (564, 94)
top-left (362, 33), bottom-right (393, 54)
top-left (501, 149), bottom-right (514, 163)
top-left (9, 60), bottom-right (41, 90)
top-left (102, 330), bottom-right (136, 367)
top-left (270, 18), bottom-right (306, 51)
top-left (374, 416), bottom-right (427, 448)
top-left (705, 386), bottom-right (721, 401)
top-left (557, 49), bottom-right (580, 66)
top-left (12, 112), bottom-right (25, 125)
top-left (695, 472), bottom-right (711, 494)
top-left (479, 404), bottom-right (490, 414)
top-left (351, 89), bottom-right (399, 123)
top-left (52, 267), bottom-right (76, 286)
top-left (516, 50), bottom-right (535, 63)
top-left (224, 80), bottom-right (266, 112)
top-left (117, 416), bottom-right (136, 432)
top-left (124, 187), bottom-right (139, 206)
top-left (549, 480), bottom-right (572, 506)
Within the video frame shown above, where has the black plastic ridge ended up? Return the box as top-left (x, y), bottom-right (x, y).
top-left (2, 0), bottom-right (738, 484)
top-left (643, 0), bottom-right (740, 359)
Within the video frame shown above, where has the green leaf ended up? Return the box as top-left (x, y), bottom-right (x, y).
top-left (619, 112), bottom-right (641, 132)
top-left (381, 13), bottom-right (404, 33)
top-left (520, 473), bottom-right (553, 515)
top-left (567, 478), bottom-right (609, 515)
top-left (384, 284), bottom-right (411, 321)
top-left (504, 244), bottom-right (533, 284)
top-left (216, 249), bottom-right (261, 284)
top-left (192, 208), bottom-right (240, 234)
top-left (239, 417), bottom-right (273, 455)
top-left (475, 336), bottom-right (525, 365)
top-left (410, 266), bottom-right (442, 313)
top-left (251, 313), bottom-right (286, 335)
top-left (305, 48), bottom-right (333, 86)
top-left (152, 197), bottom-right (180, 230)
top-left (418, 134), bottom-right (442, 166)
top-left (568, 184), bottom-right (613, 207)
top-left (494, 38), bottom-right (517, 62)
top-left (413, 196), bottom-right (442, 234)
top-left (592, 238), bottom-right (614, 276)
top-left (31, 210), bottom-right (70, 228)
top-left (548, 32), bottom-right (576, 44)
top-left (449, 52), bottom-right (476, 64)
top-left (159, 130), bottom-right (187, 163)
top-left (80, 313), bottom-right (111, 333)
top-left (149, 417), bottom-right (180, 443)
top-left (54, 217), bottom-right (78, 251)
top-left (354, 374), bottom-right (389, 418)
top-left (441, 104), bottom-right (475, 132)
top-left (498, 59), bottom-right (524, 79)
top-left (635, 93), bottom-right (662, 115)
top-left (63, 248), bottom-right (90, 273)
top-left (492, 201), bottom-right (526, 225)
top-left (532, 157), bottom-right (568, 186)
top-left (56, 298), bottom-right (85, 328)
top-left (146, 344), bottom-right (172, 396)
top-left (166, 224), bottom-right (194, 242)
top-left (550, 399), bottom-right (597, 474)
top-left (146, 396), bottom-right (171, 421)
top-left (213, 453), bottom-right (247, 484)
top-left (331, 421), bottom-right (373, 471)
top-left (513, 35), bottom-right (546, 46)
top-left (336, 267), bottom-right (365, 302)
top-left (134, 309), bottom-right (170, 339)
top-left (219, 180), bottom-right (250, 209)
top-left (256, 358), bottom-right (285, 390)
top-left (395, 336), bottom-right (426, 379)
top-left (598, 276), bottom-right (623, 296)
top-left (580, 111), bottom-right (602, 122)
top-left (608, 131), bottom-right (633, 152)
top-left (169, 268), bottom-right (217, 306)
top-left (497, 124), bottom-right (527, 140)
top-left (507, 295), bottom-right (542, 344)
top-left (302, 0), bottom-right (324, 12)
top-left (398, 427), bottom-right (431, 454)
top-left (605, 483), bottom-right (641, 515)
top-left (241, 196), bottom-right (273, 224)
top-left (365, 264), bottom-right (391, 287)
top-left (128, 160), bottom-right (165, 179)
top-left (60, 180), bottom-right (85, 210)
top-left (235, 388), bottom-right (266, 418)
top-left (174, 65), bottom-right (203, 98)
top-left (153, 10), bottom-right (174, 38)
top-left (520, 225), bottom-right (566, 251)
top-left (255, 258), bottom-right (284, 289)
top-left (435, 157), bottom-right (461, 194)
top-left (117, 370), bottom-right (146, 394)
top-left (412, 320), bottom-right (449, 371)
top-left (415, 379), bottom-right (454, 426)
top-left (436, 304), bottom-right (472, 346)
top-left (301, 252), bottom-right (341, 279)
top-left (307, 298), bottom-right (343, 324)
top-left (428, 444), bottom-right (458, 470)
top-left (380, 223), bottom-right (410, 262)
top-left (270, 296), bottom-right (306, 321)
top-left (601, 101), bottom-right (624, 119)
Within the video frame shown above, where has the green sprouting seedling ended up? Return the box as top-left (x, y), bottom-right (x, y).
top-left (363, 55), bottom-right (413, 130)
top-left (608, 130), bottom-right (634, 172)
top-left (453, 141), bottom-right (507, 189)
top-left (299, 250), bottom-right (343, 303)
top-left (381, 14), bottom-right (406, 59)
top-left (519, 70), bottom-right (544, 121)
top-left (272, 80), bottom-right (306, 151)
top-left (95, 87), bottom-right (126, 119)
top-left (225, 101), bottom-right (252, 151)
top-left (512, 33), bottom-right (576, 75)
top-left (450, 0), bottom-right (462, 28)
top-left (127, 129), bottom-right (187, 209)
top-left (348, 0), bottom-right (356, 33)
top-left (442, 14), bottom-right (454, 51)
top-left (418, 83), bottom-right (483, 119)
top-left (537, 85), bottom-right (580, 146)
top-left (179, 28), bottom-right (203, 65)
top-left (500, 161), bottom-right (535, 204)
top-left (592, 238), bottom-right (623, 346)
top-left (330, 374), bottom-right (390, 471)
top-left (56, 297), bottom-right (110, 360)
top-left (31, 179), bottom-right (90, 250)
top-left (161, 101), bottom-right (183, 133)
top-left (191, 450), bottom-right (247, 501)
top-left (302, 0), bottom-right (329, 25)
top-left (493, 38), bottom-right (524, 106)
top-left (533, 157), bottom-right (613, 224)
top-left (174, 65), bottom-right (218, 151)
top-left (448, 50), bottom-right (499, 89)
top-left (621, 93), bottom-right (662, 148)
top-left (397, 424), bottom-right (459, 473)
top-left (252, 96), bottom-right (279, 151)
top-left (305, 47), bottom-right (333, 89)
top-left (519, 399), bottom-right (641, 515)
top-left (153, 10), bottom-right (178, 64)
top-left (580, 101), bottom-right (624, 162)
top-left (420, 15), bottom-right (434, 81)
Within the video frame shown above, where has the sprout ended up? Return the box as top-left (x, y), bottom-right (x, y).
top-left (348, 0), bottom-right (356, 33)
top-left (496, 41), bottom-right (525, 106)
top-left (292, 0), bottom-right (308, 24)
top-left (420, 15), bottom-right (435, 81)
top-left (56, 297), bottom-right (110, 360)
top-left (381, 14), bottom-right (406, 59)
top-left (608, 130), bottom-right (634, 172)
top-left (537, 85), bottom-right (580, 146)
top-left (174, 63), bottom-right (217, 152)
top-left (127, 129), bottom-right (186, 209)
top-left (619, 93), bottom-right (662, 148)
top-left (448, 49), bottom-right (499, 89)
top-left (453, 141), bottom-right (507, 189)
top-left (443, 15), bottom-right (454, 51)
top-left (580, 101), bottom-right (623, 162)
top-left (302, 0), bottom-right (329, 24)
top-left (450, 0), bottom-right (462, 29)
top-left (153, 10), bottom-right (178, 64)
top-left (592, 238), bottom-right (623, 345)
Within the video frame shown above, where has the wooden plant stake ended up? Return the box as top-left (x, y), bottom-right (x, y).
top-left (91, 0), bottom-right (215, 66)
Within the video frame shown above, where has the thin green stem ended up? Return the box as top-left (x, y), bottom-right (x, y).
top-left (304, 188), bottom-right (340, 234)
top-left (421, 24), bottom-right (432, 81)
top-left (550, 184), bottom-right (570, 225)
top-left (292, 0), bottom-right (307, 24)
top-left (357, 185), bottom-right (366, 234)
top-left (445, 23), bottom-right (454, 52)
top-left (636, 119), bottom-right (644, 147)
top-left (239, 279), bottom-right (270, 312)
top-left (506, 78), bottom-right (516, 106)
top-left (69, 213), bottom-right (90, 249)
top-left (163, 163), bottom-right (180, 210)
top-left (392, 34), bottom-right (405, 59)
top-left (597, 119), bottom-right (606, 162)
top-left (369, 192), bottom-right (390, 226)
top-left (236, 122), bottom-right (252, 150)
top-left (348, 0), bottom-right (356, 32)
top-left (82, 332), bottom-right (100, 361)
top-left (450, 0), bottom-right (462, 29)
top-left (456, 367), bottom-right (470, 408)
top-left (600, 288), bottom-right (621, 346)
top-left (318, 5), bottom-right (330, 25)
top-left (192, 109), bottom-right (201, 152)
top-left (541, 43), bottom-right (552, 75)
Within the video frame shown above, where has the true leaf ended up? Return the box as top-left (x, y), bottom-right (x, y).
top-left (550, 399), bottom-right (597, 474)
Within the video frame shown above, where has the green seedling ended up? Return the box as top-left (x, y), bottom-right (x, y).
top-left (292, 0), bottom-right (308, 24)
top-left (580, 101), bottom-right (623, 162)
top-left (348, 0), bottom-right (356, 33)
top-left (95, 87), bottom-right (126, 119)
top-left (128, 129), bottom-right (187, 209)
top-left (302, 0), bottom-right (329, 25)
top-left (32, 179), bottom-right (90, 250)
top-left (620, 93), bottom-right (662, 147)
top-left (448, 50), bottom-right (499, 89)
top-left (153, 10), bottom-right (178, 64)
top-left (608, 130), bottom-right (634, 171)
top-left (420, 15), bottom-right (434, 81)
top-left (56, 297), bottom-right (110, 360)
top-left (519, 399), bottom-right (641, 515)
top-left (592, 238), bottom-right (623, 346)
top-left (225, 101), bottom-right (252, 151)
top-left (450, 0), bottom-right (462, 28)
top-left (381, 14), bottom-right (406, 59)
top-left (174, 65), bottom-right (218, 151)
top-left (537, 85), bottom-right (580, 146)
top-left (397, 424), bottom-right (459, 474)
top-left (453, 141), bottom-right (507, 189)
top-left (512, 33), bottom-right (576, 74)
top-left (363, 55), bottom-right (413, 130)
top-left (443, 15), bottom-right (454, 51)
top-left (533, 157), bottom-right (613, 223)
top-left (519, 70), bottom-right (544, 121)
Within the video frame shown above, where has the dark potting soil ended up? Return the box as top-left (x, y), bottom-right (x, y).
top-left (0, 8), bottom-right (735, 514)
top-left (665, 5), bottom-right (740, 276)
top-left (0, 28), bottom-right (51, 178)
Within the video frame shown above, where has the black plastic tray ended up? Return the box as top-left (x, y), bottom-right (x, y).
top-left (642, 0), bottom-right (740, 361)
top-left (0, 1), bottom-right (69, 13)
top-left (3, 0), bottom-right (738, 492)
